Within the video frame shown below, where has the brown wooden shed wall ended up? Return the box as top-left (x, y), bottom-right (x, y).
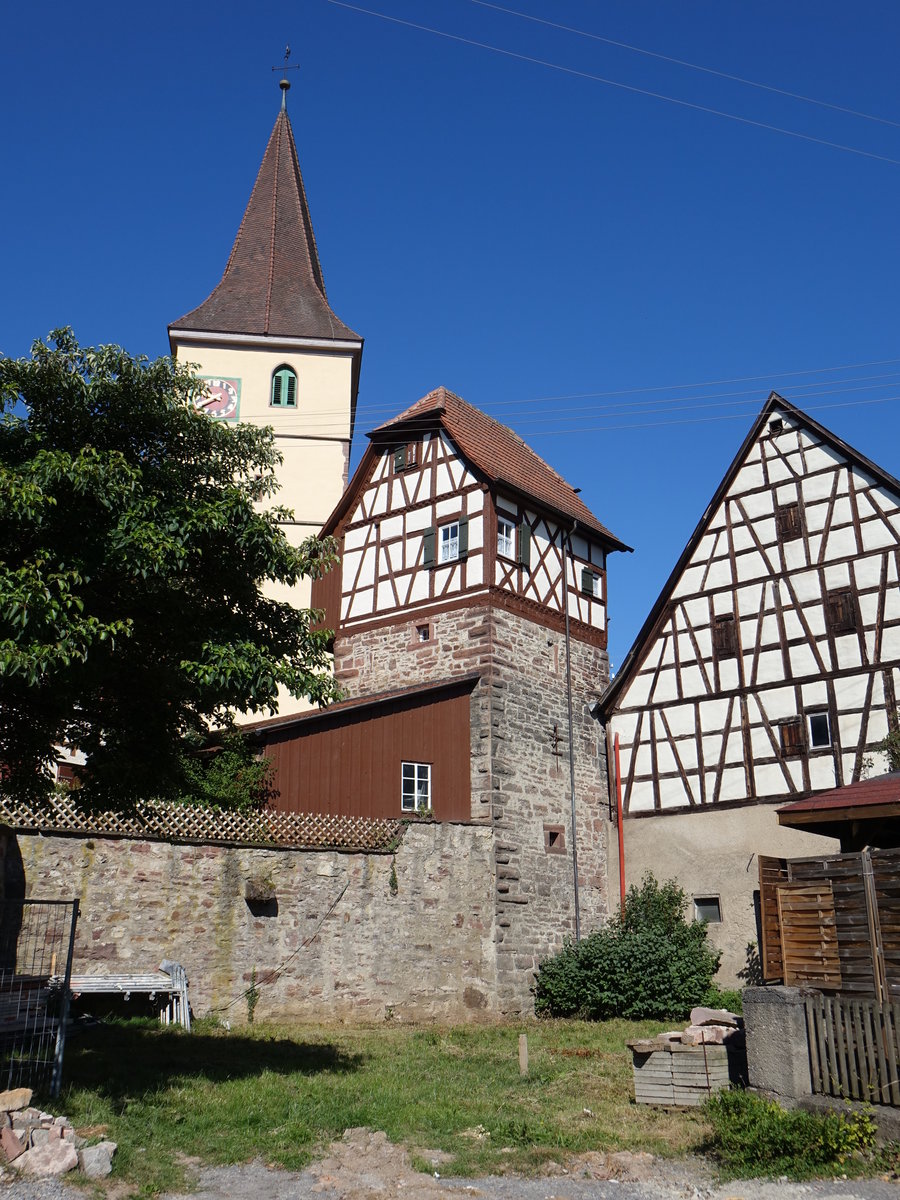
top-left (260, 689), bottom-right (472, 821)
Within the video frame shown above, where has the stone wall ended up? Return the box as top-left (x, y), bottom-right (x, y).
top-left (8, 822), bottom-right (497, 1023)
top-left (334, 600), bottom-right (612, 1014)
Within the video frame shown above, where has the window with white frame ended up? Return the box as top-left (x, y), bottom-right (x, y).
top-left (807, 711), bottom-right (831, 750)
top-left (401, 762), bottom-right (431, 812)
top-left (440, 522), bottom-right (460, 563)
top-left (581, 568), bottom-right (601, 598)
top-left (497, 516), bottom-right (514, 558)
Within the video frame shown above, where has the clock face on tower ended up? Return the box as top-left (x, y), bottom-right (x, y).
top-left (195, 377), bottom-right (241, 421)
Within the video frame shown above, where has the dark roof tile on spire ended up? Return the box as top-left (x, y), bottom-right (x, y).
top-left (170, 111), bottom-right (359, 342)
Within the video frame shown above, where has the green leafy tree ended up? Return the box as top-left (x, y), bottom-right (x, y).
top-left (0, 329), bottom-right (339, 807)
top-left (533, 873), bottom-right (721, 1020)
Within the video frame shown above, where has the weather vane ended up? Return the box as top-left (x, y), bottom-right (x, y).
top-left (272, 45), bottom-right (301, 110)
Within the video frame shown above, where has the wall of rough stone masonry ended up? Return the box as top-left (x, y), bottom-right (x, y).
top-left (487, 606), bottom-right (610, 1013)
top-left (333, 602), bottom-right (612, 1015)
top-left (7, 823), bottom-right (497, 1022)
top-left (334, 605), bottom-right (496, 822)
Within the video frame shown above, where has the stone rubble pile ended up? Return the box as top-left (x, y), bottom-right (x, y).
top-left (662, 1005), bottom-right (745, 1047)
top-left (0, 1087), bottom-right (117, 1179)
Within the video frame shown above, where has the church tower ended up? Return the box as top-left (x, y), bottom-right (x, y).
top-left (168, 79), bottom-right (363, 634)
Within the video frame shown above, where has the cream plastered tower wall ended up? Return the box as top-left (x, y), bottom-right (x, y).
top-left (170, 335), bottom-right (355, 569)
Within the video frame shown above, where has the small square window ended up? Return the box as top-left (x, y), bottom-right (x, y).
top-left (776, 501), bottom-right (803, 542)
top-left (544, 824), bottom-right (566, 854)
top-left (497, 517), bottom-right (514, 559)
top-left (401, 762), bottom-right (431, 812)
top-left (393, 443), bottom-right (417, 472)
top-left (808, 711), bottom-right (831, 749)
top-left (694, 896), bottom-right (722, 923)
top-left (581, 568), bottom-right (600, 598)
top-left (440, 522), bottom-right (460, 563)
top-left (416, 624), bottom-right (430, 643)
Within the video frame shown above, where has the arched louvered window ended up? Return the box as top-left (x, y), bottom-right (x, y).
top-left (271, 366), bottom-right (297, 408)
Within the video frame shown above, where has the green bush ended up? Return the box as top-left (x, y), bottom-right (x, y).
top-left (704, 1088), bottom-right (876, 1178)
top-left (533, 874), bottom-right (721, 1020)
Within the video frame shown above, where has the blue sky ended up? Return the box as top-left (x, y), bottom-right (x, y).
top-left (4, 1), bottom-right (899, 669)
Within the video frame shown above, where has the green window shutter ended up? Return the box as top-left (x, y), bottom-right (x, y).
top-left (581, 567), bottom-right (594, 595)
top-left (271, 367), bottom-right (297, 408)
top-left (393, 447), bottom-right (405, 472)
top-left (458, 516), bottom-right (469, 560)
top-left (517, 522), bottom-right (531, 568)
top-left (423, 527), bottom-right (435, 568)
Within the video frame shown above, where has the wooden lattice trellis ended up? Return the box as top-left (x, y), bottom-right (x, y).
top-left (0, 793), bottom-right (403, 853)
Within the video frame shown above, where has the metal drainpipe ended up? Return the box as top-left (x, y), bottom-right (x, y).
top-left (562, 521), bottom-right (581, 942)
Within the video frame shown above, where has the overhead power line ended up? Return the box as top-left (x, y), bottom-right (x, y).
top-left (325, 0), bottom-right (900, 167)
top-left (468, 0), bottom-right (900, 131)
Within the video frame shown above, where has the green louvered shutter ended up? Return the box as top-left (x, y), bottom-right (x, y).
top-left (581, 567), bottom-right (595, 596)
top-left (517, 522), bottom-right (531, 569)
top-left (423, 527), bottom-right (435, 567)
top-left (271, 373), bottom-right (282, 406)
top-left (458, 516), bottom-right (469, 560)
top-left (285, 371), bottom-right (296, 406)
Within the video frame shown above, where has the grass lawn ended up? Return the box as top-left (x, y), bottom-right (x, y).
top-left (58, 1017), bottom-right (707, 1195)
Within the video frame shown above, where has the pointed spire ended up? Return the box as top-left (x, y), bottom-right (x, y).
top-left (170, 107), bottom-right (359, 342)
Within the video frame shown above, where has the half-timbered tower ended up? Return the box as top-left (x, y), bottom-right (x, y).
top-left (168, 85), bottom-right (363, 657)
top-left (600, 394), bottom-right (900, 982)
top-left (303, 385), bottom-right (630, 1011)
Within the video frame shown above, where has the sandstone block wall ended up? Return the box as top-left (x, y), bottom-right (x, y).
top-left (8, 823), bottom-right (497, 1022)
top-left (334, 601), bottom-right (612, 1013)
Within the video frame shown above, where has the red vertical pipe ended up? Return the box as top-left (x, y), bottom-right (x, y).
top-left (614, 733), bottom-right (626, 911)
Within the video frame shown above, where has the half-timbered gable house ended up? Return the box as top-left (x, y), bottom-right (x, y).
top-left (255, 385), bottom-right (630, 1011)
top-left (600, 394), bottom-right (900, 982)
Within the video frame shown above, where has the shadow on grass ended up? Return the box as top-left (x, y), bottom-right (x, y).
top-left (62, 1020), bottom-right (362, 1101)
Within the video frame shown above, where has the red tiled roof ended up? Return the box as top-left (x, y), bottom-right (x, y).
top-left (779, 774), bottom-right (900, 816)
top-left (368, 387), bottom-right (629, 548)
top-left (170, 111), bottom-right (360, 342)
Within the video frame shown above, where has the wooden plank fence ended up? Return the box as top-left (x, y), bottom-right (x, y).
top-left (805, 992), bottom-right (900, 1105)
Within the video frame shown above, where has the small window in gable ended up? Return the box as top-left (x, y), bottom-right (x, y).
top-left (780, 719), bottom-right (806, 757)
top-left (581, 568), bottom-right (600, 598)
top-left (807, 711), bottom-right (832, 750)
top-left (393, 443), bottom-right (418, 472)
top-left (826, 588), bottom-right (857, 635)
top-left (270, 366), bottom-right (297, 407)
top-left (776, 500), bottom-right (803, 542)
top-left (713, 614), bottom-right (737, 659)
top-left (401, 762), bottom-right (431, 812)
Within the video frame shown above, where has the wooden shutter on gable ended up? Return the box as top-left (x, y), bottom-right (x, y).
top-left (759, 855), bottom-right (789, 981)
top-left (776, 501), bottom-right (803, 542)
top-left (517, 522), bottom-right (531, 568)
top-left (780, 719), bottom-right (806, 757)
top-left (458, 516), bottom-right (469, 560)
top-left (393, 447), bottom-right (405, 473)
top-left (422, 527), bottom-right (435, 568)
top-left (826, 588), bottom-right (857, 634)
top-left (713, 614), bottom-right (736, 659)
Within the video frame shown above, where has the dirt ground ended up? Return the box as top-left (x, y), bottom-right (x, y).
top-left (5, 1127), bottom-right (900, 1200)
